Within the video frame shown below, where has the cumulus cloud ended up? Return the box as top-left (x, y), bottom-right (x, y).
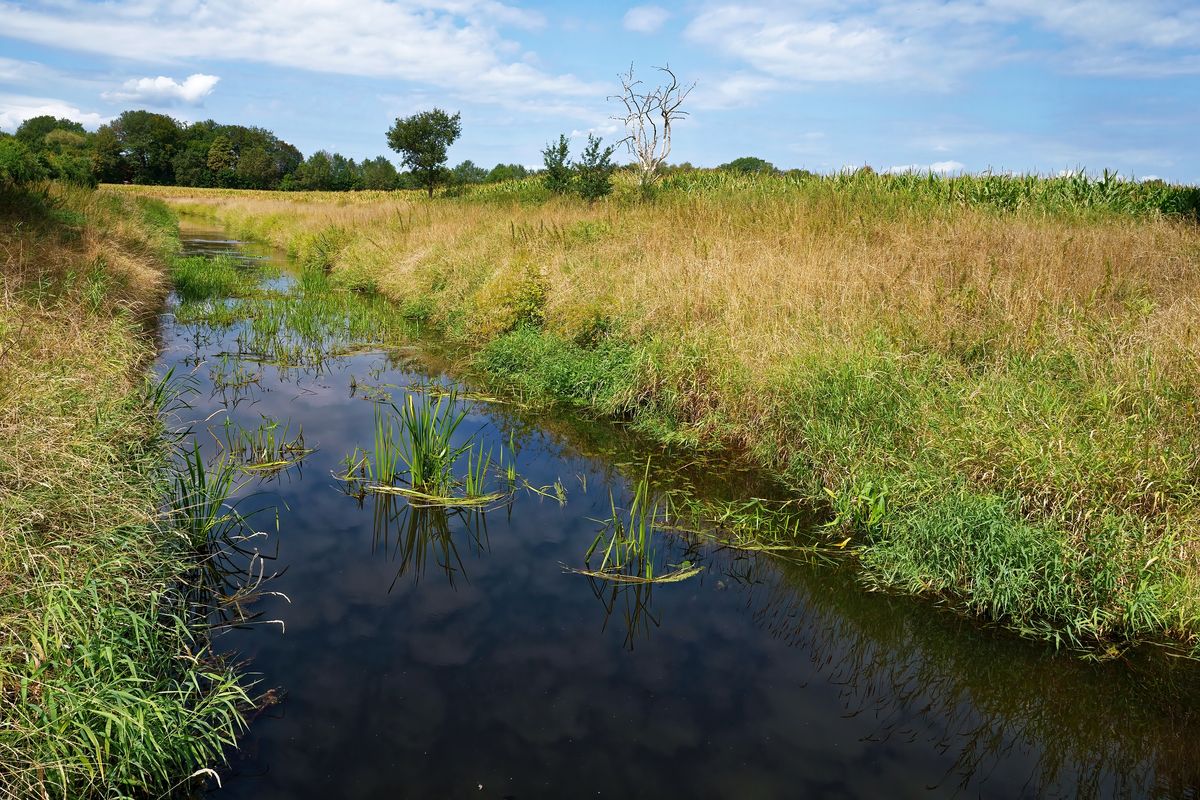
top-left (623, 5), bottom-right (670, 34)
top-left (0, 0), bottom-right (599, 109)
top-left (0, 94), bottom-right (107, 131)
top-left (103, 73), bottom-right (220, 105)
top-left (884, 160), bottom-right (967, 175)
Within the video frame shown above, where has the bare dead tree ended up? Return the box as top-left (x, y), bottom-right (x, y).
top-left (609, 63), bottom-right (694, 189)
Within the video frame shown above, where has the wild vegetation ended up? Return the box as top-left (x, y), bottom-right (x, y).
top-left (0, 183), bottom-right (255, 796)
top-left (121, 167), bottom-right (1200, 655)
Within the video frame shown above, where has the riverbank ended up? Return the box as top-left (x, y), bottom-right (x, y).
top-left (0, 184), bottom-right (249, 797)
top-left (117, 174), bottom-right (1200, 655)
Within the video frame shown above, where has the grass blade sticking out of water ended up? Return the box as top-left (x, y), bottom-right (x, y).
top-left (394, 390), bottom-right (469, 495)
top-left (218, 416), bottom-right (313, 476)
top-left (172, 441), bottom-right (242, 547)
top-left (570, 460), bottom-right (703, 584)
top-left (340, 389), bottom-right (512, 510)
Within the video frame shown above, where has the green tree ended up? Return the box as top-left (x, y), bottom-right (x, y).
top-left (236, 145), bottom-right (276, 189)
top-left (359, 156), bottom-right (400, 190)
top-left (15, 116), bottom-right (85, 151)
top-left (385, 108), bottom-right (462, 198)
top-left (110, 110), bottom-right (182, 184)
top-left (286, 150), bottom-right (357, 191)
top-left (172, 141), bottom-right (216, 187)
top-left (574, 134), bottom-right (617, 202)
top-left (450, 159), bottom-right (488, 185)
top-left (41, 129), bottom-right (94, 187)
top-left (541, 134), bottom-right (572, 194)
top-left (0, 137), bottom-right (46, 187)
top-left (718, 156), bottom-right (776, 174)
top-left (90, 125), bottom-right (125, 183)
top-left (207, 135), bottom-right (237, 185)
top-left (486, 163), bottom-right (529, 183)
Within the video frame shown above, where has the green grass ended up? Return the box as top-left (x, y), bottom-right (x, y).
top-left (576, 463), bottom-right (703, 584)
top-left (171, 254), bottom-right (264, 302)
top-left (219, 417), bottom-right (311, 474)
top-left (0, 183), bottom-right (257, 797)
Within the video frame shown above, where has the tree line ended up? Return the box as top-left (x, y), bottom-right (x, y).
top-left (0, 109), bottom-right (529, 192)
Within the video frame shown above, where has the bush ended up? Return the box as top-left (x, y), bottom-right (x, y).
top-left (541, 134), bottom-right (573, 195)
top-left (0, 137), bottom-right (47, 187)
top-left (574, 134), bottom-right (617, 202)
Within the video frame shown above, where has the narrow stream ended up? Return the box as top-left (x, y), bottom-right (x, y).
top-left (163, 222), bottom-right (1200, 799)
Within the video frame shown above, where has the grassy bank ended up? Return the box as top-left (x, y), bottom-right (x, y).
top-left (120, 171), bottom-right (1200, 655)
top-left (0, 183), bottom-right (249, 796)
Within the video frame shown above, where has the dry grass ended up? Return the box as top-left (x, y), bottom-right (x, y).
top-left (122, 179), bottom-right (1200, 413)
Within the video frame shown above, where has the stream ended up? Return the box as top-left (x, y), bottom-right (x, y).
top-left (162, 221), bottom-right (1200, 799)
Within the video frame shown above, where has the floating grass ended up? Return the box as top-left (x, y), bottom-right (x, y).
top-left (570, 462), bottom-right (703, 584)
top-left (217, 416), bottom-right (312, 475)
top-left (338, 389), bottom-right (516, 510)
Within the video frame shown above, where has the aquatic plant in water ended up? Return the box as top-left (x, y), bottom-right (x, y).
top-left (219, 416), bottom-right (313, 475)
top-left (340, 389), bottom-right (510, 508)
top-left (574, 462), bottom-right (702, 584)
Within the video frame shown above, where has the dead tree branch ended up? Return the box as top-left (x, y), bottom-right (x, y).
top-left (609, 63), bottom-right (694, 188)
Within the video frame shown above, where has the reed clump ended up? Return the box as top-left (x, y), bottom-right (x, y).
top-left (341, 390), bottom-right (507, 508)
top-left (118, 171), bottom-right (1200, 654)
top-left (0, 183), bottom-right (252, 797)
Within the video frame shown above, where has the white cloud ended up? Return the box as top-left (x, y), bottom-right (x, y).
top-left (989, 0), bottom-right (1200, 50)
top-left (685, 5), bottom-right (986, 88)
top-left (884, 160), bottom-right (966, 174)
top-left (623, 5), bottom-right (670, 34)
top-left (690, 72), bottom-right (779, 110)
top-left (569, 123), bottom-right (620, 138)
top-left (0, 94), bottom-right (108, 131)
top-left (0, 0), bottom-right (600, 110)
top-left (103, 73), bottom-right (219, 105)
top-left (684, 0), bottom-right (1200, 92)
top-left (0, 57), bottom-right (58, 84)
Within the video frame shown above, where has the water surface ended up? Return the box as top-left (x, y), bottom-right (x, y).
top-left (164, 222), bottom-right (1200, 799)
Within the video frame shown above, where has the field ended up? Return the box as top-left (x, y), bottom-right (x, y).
top-left (119, 170), bottom-right (1200, 654)
top-left (0, 184), bottom-right (249, 797)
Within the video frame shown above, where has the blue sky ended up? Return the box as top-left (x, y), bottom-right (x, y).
top-left (1, 0), bottom-right (1198, 182)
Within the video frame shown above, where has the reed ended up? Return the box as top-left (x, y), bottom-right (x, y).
top-left (577, 464), bottom-right (703, 584)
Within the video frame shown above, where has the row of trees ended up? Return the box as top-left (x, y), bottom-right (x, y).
top-left (1, 109), bottom-right (532, 192)
top-left (5, 66), bottom-right (698, 197)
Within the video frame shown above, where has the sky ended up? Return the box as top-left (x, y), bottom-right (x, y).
top-left (1, 0), bottom-right (1198, 182)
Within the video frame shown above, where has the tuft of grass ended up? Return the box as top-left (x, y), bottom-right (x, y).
top-left (575, 463), bottom-right (703, 584)
top-left (340, 391), bottom-right (509, 509)
top-left (171, 253), bottom-right (262, 302)
top-left (218, 417), bottom-right (311, 475)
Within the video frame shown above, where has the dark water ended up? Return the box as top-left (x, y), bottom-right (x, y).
top-left (165, 223), bottom-right (1200, 799)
